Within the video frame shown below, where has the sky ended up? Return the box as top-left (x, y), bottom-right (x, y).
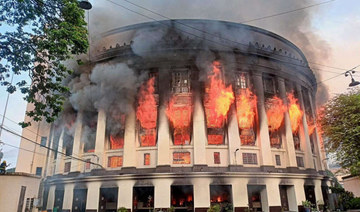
top-left (0, 0), bottom-right (359, 169)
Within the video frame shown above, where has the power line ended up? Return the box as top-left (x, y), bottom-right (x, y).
top-left (0, 126), bottom-right (104, 169)
top-left (116, 0), bottom-right (342, 73)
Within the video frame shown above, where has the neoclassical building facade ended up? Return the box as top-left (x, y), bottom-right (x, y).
top-left (16, 20), bottom-right (330, 212)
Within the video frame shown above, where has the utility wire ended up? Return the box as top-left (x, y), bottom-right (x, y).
top-left (116, 0), bottom-right (341, 73)
top-left (0, 126), bottom-right (104, 169)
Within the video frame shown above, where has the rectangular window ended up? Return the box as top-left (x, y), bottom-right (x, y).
top-left (214, 152), bottom-right (221, 164)
top-left (172, 71), bottom-right (190, 93)
top-left (25, 198), bottom-right (34, 211)
top-left (275, 155), bottom-right (281, 166)
top-left (85, 159), bottom-right (91, 170)
top-left (263, 76), bottom-right (275, 95)
top-left (242, 153), bottom-right (258, 165)
top-left (64, 162), bottom-right (71, 173)
top-left (108, 156), bottom-right (123, 168)
top-left (109, 132), bottom-right (124, 149)
top-left (296, 156), bottom-right (304, 167)
top-left (173, 152), bottom-right (191, 164)
top-left (35, 167), bottom-right (42, 176)
top-left (144, 153), bottom-right (150, 166)
top-left (40, 136), bottom-right (47, 147)
top-left (235, 73), bottom-right (248, 90)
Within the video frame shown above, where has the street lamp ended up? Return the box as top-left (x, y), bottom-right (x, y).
top-left (79, 0), bottom-right (92, 10)
top-left (345, 70), bottom-right (360, 87)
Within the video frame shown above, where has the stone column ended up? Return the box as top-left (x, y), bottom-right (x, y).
top-left (71, 112), bottom-right (83, 172)
top-left (307, 91), bottom-right (326, 170)
top-left (154, 178), bottom-right (172, 209)
top-left (62, 183), bottom-right (74, 210)
top-left (253, 72), bottom-right (273, 167)
top-left (54, 130), bottom-right (65, 174)
top-left (227, 107), bottom-right (242, 165)
top-left (123, 107), bottom-right (137, 168)
top-left (296, 84), bottom-right (314, 169)
top-left (293, 179), bottom-right (306, 207)
top-left (277, 78), bottom-right (297, 168)
top-left (86, 181), bottom-right (101, 210)
top-left (117, 180), bottom-right (135, 210)
top-left (193, 178), bottom-right (211, 210)
top-left (46, 126), bottom-right (56, 176)
top-left (231, 178), bottom-right (248, 209)
top-left (157, 104), bottom-right (171, 166)
top-left (46, 185), bottom-right (56, 210)
top-left (94, 109), bottom-right (106, 168)
top-left (193, 92), bottom-right (207, 165)
top-left (266, 179), bottom-right (282, 212)
top-left (314, 180), bottom-right (325, 205)
top-left (287, 186), bottom-right (298, 212)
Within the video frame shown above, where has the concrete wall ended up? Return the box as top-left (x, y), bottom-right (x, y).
top-left (343, 176), bottom-right (360, 197)
top-left (0, 173), bottom-right (41, 212)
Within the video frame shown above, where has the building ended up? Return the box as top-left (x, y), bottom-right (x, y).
top-left (342, 175), bottom-right (360, 197)
top-left (16, 20), bottom-right (331, 212)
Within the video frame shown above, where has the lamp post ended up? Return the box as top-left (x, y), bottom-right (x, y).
top-left (79, 0), bottom-right (92, 10)
top-left (345, 69), bottom-right (360, 87)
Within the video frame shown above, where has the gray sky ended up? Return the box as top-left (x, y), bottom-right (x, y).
top-left (0, 0), bottom-right (359, 168)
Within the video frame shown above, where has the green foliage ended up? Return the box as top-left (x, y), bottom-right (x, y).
top-left (302, 200), bottom-right (313, 208)
top-left (117, 207), bottom-right (128, 212)
top-left (330, 186), bottom-right (360, 210)
top-left (320, 90), bottom-right (360, 175)
top-left (207, 204), bottom-right (221, 212)
top-left (0, 0), bottom-right (88, 127)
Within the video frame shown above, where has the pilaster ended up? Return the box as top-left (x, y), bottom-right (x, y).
top-left (157, 104), bottom-right (171, 166)
top-left (193, 92), bottom-right (207, 165)
top-left (94, 109), bottom-right (106, 168)
top-left (71, 112), bottom-right (83, 172)
top-left (123, 107), bottom-right (137, 167)
top-left (62, 183), bottom-right (74, 210)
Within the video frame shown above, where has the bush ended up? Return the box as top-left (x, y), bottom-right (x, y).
top-left (350, 198), bottom-right (360, 209)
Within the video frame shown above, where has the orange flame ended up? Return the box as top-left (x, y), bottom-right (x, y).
top-left (266, 96), bottom-right (286, 132)
top-left (287, 93), bottom-right (303, 133)
top-left (136, 77), bottom-right (157, 129)
top-left (166, 96), bottom-right (192, 145)
top-left (236, 88), bottom-right (257, 129)
top-left (204, 61), bottom-right (235, 128)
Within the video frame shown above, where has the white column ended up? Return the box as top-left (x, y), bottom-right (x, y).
top-left (266, 179), bottom-right (282, 209)
top-left (157, 104), bottom-right (171, 166)
top-left (117, 180), bottom-right (135, 209)
top-left (253, 72), bottom-right (273, 166)
top-left (71, 112), bottom-right (83, 172)
top-left (46, 185), bottom-right (56, 210)
top-left (154, 179), bottom-right (172, 209)
top-left (307, 91), bottom-right (325, 170)
top-left (287, 186), bottom-right (298, 212)
top-left (296, 84), bottom-right (314, 169)
top-left (228, 107), bottom-right (242, 165)
top-left (277, 78), bottom-right (297, 167)
top-left (46, 126), bottom-right (56, 176)
top-left (62, 183), bottom-right (75, 210)
top-left (260, 187), bottom-right (269, 212)
top-left (293, 179), bottom-right (306, 206)
top-left (54, 130), bottom-right (65, 174)
top-left (193, 92), bottom-right (207, 165)
top-left (86, 181), bottom-right (101, 210)
top-left (193, 178), bottom-right (211, 209)
top-left (314, 180), bottom-right (324, 205)
top-left (95, 109), bottom-right (106, 168)
top-left (231, 178), bottom-right (248, 208)
top-left (123, 107), bottom-right (137, 167)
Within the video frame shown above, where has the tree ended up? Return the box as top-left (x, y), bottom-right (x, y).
top-left (0, 0), bottom-right (89, 126)
top-left (320, 89), bottom-right (360, 175)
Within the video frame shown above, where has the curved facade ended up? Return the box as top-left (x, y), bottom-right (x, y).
top-left (17, 20), bottom-right (330, 212)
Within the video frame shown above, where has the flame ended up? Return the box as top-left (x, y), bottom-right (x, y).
top-left (109, 135), bottom-right (124, 149)
top-left (208, 134), bottom-right (224, 144)
top-left (136, 77), bottom-right (158, 129)
top-left (166, 96), bottom-right (192, 145)
top-left (204, 61), bottom-right (235, 128)
top-left (236, 88), bottom-right (257, 129)
top-left (136, 77), bottom-right (158, 146)
top-left (287, 93), bottom-right (303, 133)
top-left (266, 96), bottom-right (286, 132)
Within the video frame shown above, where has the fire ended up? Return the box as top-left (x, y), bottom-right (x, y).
top-left (287, 93), bottom-right (303, 133)
top-left (236, 88), bottom-right (257, 129)
top-left (204, 61), bottom-right (235, 128)
top-left (166, 96), bottom-right (192, 145)
top-left (266, 96), bottom-right (286, 132)
top-left (307, 119), bottom-right (316, 135)
top-left (136, 77), bottom-right (158, 146)
top-left (109, 135), bottom-right (124, 149)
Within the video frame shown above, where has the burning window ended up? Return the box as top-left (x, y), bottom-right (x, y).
top-left (204, 61), bottom-right (234, 145)
top-left (144, 153), bottom-right (150, 166)
top-left (136, 77), bottom-right (158, 147)
top-left (286, 83), bottom-right (303, 150)
top-left (108, 156), bottom-right (123, 168)
top-left (173, 152), bottom-right (191, 164)
top-left (64, 162), bottom-right (71, 172)
top-left (108, 113), bottom-right (125, 150)
top-left (265, 96), bottom-right (286, 148)
top-left (172, 70), bottom-right (190, 93)
top-left (234, 73), bottom-right (257, 146)
top-left (210, 185), bottom-right (233, 208)
top-left (63, 128), bottom-right (74, 156)
top-left (242, 153), bottom-right (257, 165)
top-left (166, 95), bottom-right (192, 145)
top-left (133, 187), bottom-right (154, 211)
top-left (214, 152), bottom-right (221, 164)
top-left (171, 185), bottom-right (193, 210)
